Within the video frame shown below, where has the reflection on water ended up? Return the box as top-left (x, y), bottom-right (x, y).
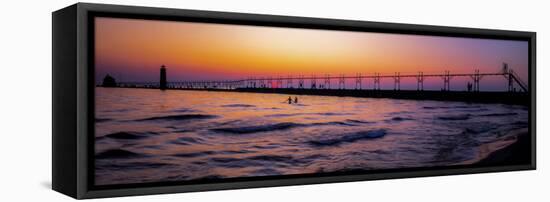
top-left (95, 87), bottom-right (528, 185)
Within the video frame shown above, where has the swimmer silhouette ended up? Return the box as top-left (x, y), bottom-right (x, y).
top-left (287, 96), bottom-right (292, 104)
top-left (294, 97), bottom-right (298, 104)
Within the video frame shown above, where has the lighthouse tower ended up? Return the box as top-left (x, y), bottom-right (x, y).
top-left (160, 65), bottom-right (167, 90)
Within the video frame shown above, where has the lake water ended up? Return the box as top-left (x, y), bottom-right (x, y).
top-left (94, 87), bottom-right (528, 185)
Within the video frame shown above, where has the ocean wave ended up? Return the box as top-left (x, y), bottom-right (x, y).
top-left (97, 162), bottom-right (173, 171)
top-left (211, 121), bottom-right (359, 134)
top-left (171, 108), bottom-right (197, 113)
top-left (211, 122), bottom-right (302, 134)
top-left (453, 105), bottom-right (482, 109)
top-left (478, 112), bottom-right (518, 117)
top-left (308, 129), bottom-right (387, 147)
top-left (316, 112), bottom-right (354, 116)
top-left (219, 150), bottom-right (255, 154)
top-left (221, 104), bottom-right (256, 108)
top-left (390, 117), bottom-right (414, 121)
top-left (458, 121), bottom-right (500, 134)
top-left (190, 175), bottom-right (226, 181)
top-left (168, 137), bottom-right (203, 145)
top-left (511, 121), bottom-right (528, 125)
top-left (423, 105), bottom-right (481, 110)
top-left (139, 145), bottom-right (162, 150)
top-left (95, 149), bottom-right (147, 159)
top-left (208, 154), bottom-right (319, 168)
top-left (266, 112), bottom-right (353, 118)
top-left (389, 111), bottom-right (414, 115)
top-left (209, 157), bottom-right (263, 168)
top-left (95, 118), bottom-right (112, 123)
top-left (172, 151), bottom-right (216, 158)
top-left (209, 157), bottom-right (242, 163)
top-left (172, 129), bottom-right (191, 133)
top-left (171, 150), bottom-right (253, 158)
top-left (319, 121), bottom-right (357, 126)
top-left (265, 113), bottom-right (305, 118)
top-left (248, 155), bottom-right (294, 162)
top-left (252, 144), bottom-right (280, 149)
top-left (463, 127), bottom-right (494, 134)
top-left (247, 154), bottom-right (319, 165)
top-left (251, 168), bottom-right (283, 176)
top-left (218, 120), bottom-right (241, 126)
top-left (346, 119), bottom-right (374, 124)
top-left (136, 114), bottom-right (217, 121)
top-left (162, 174), bottom-right (190, 181)
top-left (100, 131), bottom-right (157, 140)
top-left (103, 108), bottom-right (134, 113)
top-left (300, 154), bottom-right (329, 161)
top-left (437, 114), bottom-right (470, 120)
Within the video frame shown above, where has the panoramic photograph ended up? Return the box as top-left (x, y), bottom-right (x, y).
top-left (94, 17), bottom-right (530, 186)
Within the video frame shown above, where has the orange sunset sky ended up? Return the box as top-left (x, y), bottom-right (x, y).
top-left (95, 17), bottom-right (528, 90)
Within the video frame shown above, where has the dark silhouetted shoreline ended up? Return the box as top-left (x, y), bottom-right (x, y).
top-left (474, 130), bottom-right (532, 166)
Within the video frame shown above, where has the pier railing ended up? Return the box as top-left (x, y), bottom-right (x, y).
top-left (115, 69), bottom-right (527, 92)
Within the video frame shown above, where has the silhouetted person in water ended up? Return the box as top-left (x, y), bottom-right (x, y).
top-left (467, 82), bottom-right (472, 92)
top-left (294, 97), bottom-right (298, 104)
top-left (287, 96), bottom-right (292, 104)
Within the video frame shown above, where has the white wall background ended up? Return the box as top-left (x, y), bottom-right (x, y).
top-left (0, 0), bottom-right (547, 201)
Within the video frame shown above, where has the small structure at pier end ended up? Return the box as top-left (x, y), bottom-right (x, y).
top-left (101, 74), bottom-right (117, 87)
top-left (160, 65), bottom-right (167, 90)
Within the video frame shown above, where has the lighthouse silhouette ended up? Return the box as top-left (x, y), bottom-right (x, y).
top-left (160, 65), bottom-right (167, 90)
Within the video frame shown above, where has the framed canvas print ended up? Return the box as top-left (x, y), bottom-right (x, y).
top-left (52, 3), bottom-right (536, 199)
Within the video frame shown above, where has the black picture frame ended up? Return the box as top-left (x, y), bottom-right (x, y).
top-left (52, 2), bottom-right (536, 199)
